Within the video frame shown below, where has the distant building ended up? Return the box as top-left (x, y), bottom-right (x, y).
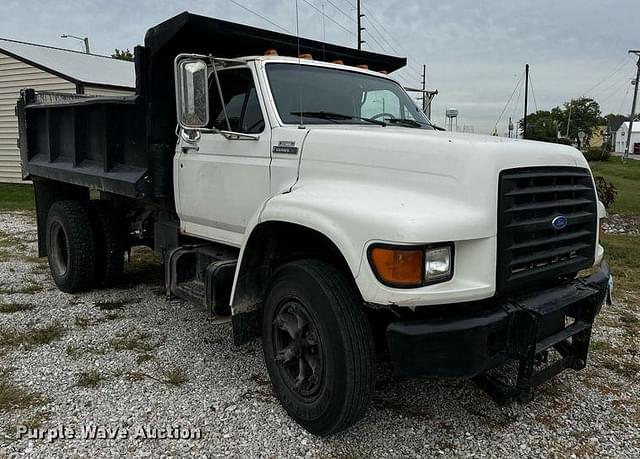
top-left (0, 38), bottom-right (135, 183)
top-left (607, 115), bottom-right (628, 151)
top-left (615, 120), bottom-right (640, 154)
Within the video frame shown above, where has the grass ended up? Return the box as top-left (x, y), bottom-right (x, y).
top-left (590, 157), bottom-right (640, 216)
top-left (0, 323), bottom-right (65, 348)
top-left (74, 316), bottom-right (91, 327)
top-left (76, 370), bottom-right (103, 388)
top-left (126, 366), bottom-right (189, 387)
top-left (0, 184), bottom-right (34, 212)
top-left (0, 303), bottom-right (32, 314)
top-left (600, 233), bottom-right (640, 298)
top-left (0, 370), bottom-right (45, 412)
top-left (0, 284), bottom-right (43, 295)
top-left (110, 332), bottom-right (155, 353)
top-left (161, 366), bottom-right (189, 386)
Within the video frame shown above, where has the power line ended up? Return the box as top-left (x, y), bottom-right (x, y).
top-left (592, 69), bottom-right (636, 100)
top-left (510, 76), bottom-right (524, 123)
top-left (361, 6), bottom-right (425, 80)
top-left (529, 73), bottom-right (539, 112)
top-left (598, 74), bottom-right (635, 107)
top-left (363, 17), bottom-right (400, 54)
top-left (616, 80), bottom-right (633, 114)
top-left (323, 0), bottom-right (355, 24)
top-left (581, 54), bottom-right (635, 97)
top-left (300, 0), bottom-right (356, 37)
top-left (495, 71), bottom-right (525, 131)
top-left (362, 7), bottom-right (403, 50)
top-left (227, 0), bottom-right (291, 33)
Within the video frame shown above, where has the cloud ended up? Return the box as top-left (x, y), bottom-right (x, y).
top-left (2, 0), bottom-right (638, 133)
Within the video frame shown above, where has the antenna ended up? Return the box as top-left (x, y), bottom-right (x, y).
top-left (295, 0), bottom-right (304, 127)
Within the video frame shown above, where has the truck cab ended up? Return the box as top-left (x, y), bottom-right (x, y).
top-left (16, 12), bottom-right (612, 436)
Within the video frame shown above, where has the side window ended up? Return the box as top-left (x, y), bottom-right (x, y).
top-left (360, 89), bottom-right (401, 119)
top-left (210, 68), bottom-right (265, 133)
top-left (360, 89), bottom-right (417, 121)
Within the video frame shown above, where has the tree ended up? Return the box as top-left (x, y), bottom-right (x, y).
top-left (111, 48), bottom-right (133, 61)
top-left (520, 110), bottom-right (559, 143)
top-left (550, 97), bottom-right (602, 148)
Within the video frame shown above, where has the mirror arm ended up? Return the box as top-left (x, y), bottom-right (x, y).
top-left (210, 62), bottom-right (232, 132)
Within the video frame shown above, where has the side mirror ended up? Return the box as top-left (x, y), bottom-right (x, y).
top-left (174, 56), bottom-right (209, 128)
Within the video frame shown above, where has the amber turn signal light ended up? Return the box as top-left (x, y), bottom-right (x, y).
top-left (369, 247), bottom-right (423, 287)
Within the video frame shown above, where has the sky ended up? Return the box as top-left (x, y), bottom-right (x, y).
top-left (2, 0), bottom-right (639, 134)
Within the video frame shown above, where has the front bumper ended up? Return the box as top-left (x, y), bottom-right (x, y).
top-left (386, 262), bottom-right (611, 403)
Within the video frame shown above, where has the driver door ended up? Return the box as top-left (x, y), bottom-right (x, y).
top-left (175, 66), bottom-right (270, 247)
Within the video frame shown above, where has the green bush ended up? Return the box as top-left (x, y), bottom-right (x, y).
top-left (593, 175), bottom-right (617, 208)
top-left (583, 147), bottom-right (610, 162)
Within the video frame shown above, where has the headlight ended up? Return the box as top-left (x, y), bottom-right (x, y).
top-left (425, 246), bottom-right (452, 282)
top-left (368, 243), bottom-right (454, 288)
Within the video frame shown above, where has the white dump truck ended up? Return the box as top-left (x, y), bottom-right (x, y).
top-left (16, 12), bottom-right (611, 435)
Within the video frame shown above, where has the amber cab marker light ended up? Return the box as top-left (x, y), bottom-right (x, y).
top-left (332, 59), bottom-right (344, 65)
top-left (299, 53), bottom-right (313, 60)
top-left (369, 247), bottom-right (423, 287)
top-left (356, 64), bottom-right (369, 69)
top-left (264, 49), bottom-right (278, 56)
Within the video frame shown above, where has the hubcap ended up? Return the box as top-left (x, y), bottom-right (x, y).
top-left (272, 300), bottom-right (324, 397)
top-left (50, 221), bottom-right (68, 277)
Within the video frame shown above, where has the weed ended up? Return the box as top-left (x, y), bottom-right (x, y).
top-left (0, 284), bottom-right (42, 295)
top-left (0, 303), bottom-right (32, 314)
top-left (0, 371), bottom-right (46, 411)
top-left (110, 332), bottom-right (155, 353)
top-left (74, 316), bottom-right (91, 327)
top-left (161, 366), bottom-right (188, 386)
top-left (0, 323), bottom-right (64, 348)
top-left (76, 370), bottom-right (103, 388)
top-left (136, 354), bottom-right (154, 364)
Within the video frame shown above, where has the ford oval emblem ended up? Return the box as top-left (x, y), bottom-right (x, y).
top-left (551, 215), bottom-right (568, 230)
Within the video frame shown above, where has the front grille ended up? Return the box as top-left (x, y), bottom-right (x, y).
top-left (497, 166), bottom-right (597, 294)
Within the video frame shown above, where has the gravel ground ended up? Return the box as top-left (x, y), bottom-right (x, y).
top-left (0, 211), bottom-right (638, 458)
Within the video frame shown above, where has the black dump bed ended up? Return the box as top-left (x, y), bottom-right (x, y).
top-left (17, 11), bottom-right (406, 200)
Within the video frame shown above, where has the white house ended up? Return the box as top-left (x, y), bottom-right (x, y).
top-left (615, 120), bottom-right (640, 154)
top-left (0, 38), bottom-right (135, 183)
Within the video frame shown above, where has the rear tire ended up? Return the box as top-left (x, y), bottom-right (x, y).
top-left (262, 260), bottom-right (375, 436)
top-left (46, 201), bottom-right (96, 293)
top-left (89, 201), bottom-right (125, 287)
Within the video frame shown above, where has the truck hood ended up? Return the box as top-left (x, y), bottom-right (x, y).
top-left (293, 126), bottom-right (592, 243)
top-left (299, 126), bottom-right (587, 175)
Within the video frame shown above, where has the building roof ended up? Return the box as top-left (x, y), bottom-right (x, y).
top-left (607, 115), bottom-right (628, 133)
top-left (619, 121), bottom-right (640, 133)
top-left (0, 38), bottom-right (135, 89)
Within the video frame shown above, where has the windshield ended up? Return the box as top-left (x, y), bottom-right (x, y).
top-left (265, 63), bottom-right (433, 128)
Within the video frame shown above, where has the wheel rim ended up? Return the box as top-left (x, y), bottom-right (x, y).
top-left (49, 221), bottom-right (69, 277)
top-left (272, 299), bottom-right (324, 398)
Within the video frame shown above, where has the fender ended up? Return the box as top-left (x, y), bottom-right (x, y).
top-left (229, 179), bottom-right (493, 313)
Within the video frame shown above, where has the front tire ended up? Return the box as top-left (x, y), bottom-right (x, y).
top-left (262, 260), bottom-right (375, 436)
top-left (46, 201), bottom-right (96, 293)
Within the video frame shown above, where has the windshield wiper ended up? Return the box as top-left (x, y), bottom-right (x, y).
top-left (384, 117), bottom-right (428, 128)
top-left (291, 111), bottom-right (386, 126)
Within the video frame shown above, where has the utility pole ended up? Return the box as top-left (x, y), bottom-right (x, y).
top-left (523, 63), bottom-right (529, 139)
top-left (421, 64), bottom-right (426, 112)
top-left (356, 0), bottom-right (365, 50)
top-left (623, 50), bottom-right (640, 161)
